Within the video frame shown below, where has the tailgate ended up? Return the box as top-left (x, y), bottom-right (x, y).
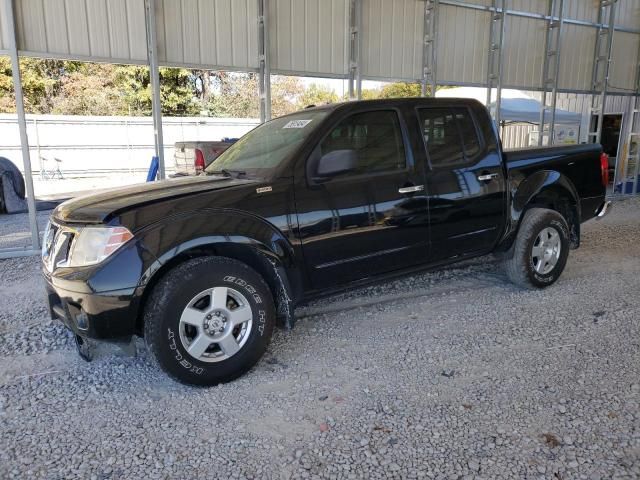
top-left (174, 146), bottom-right (196, 175)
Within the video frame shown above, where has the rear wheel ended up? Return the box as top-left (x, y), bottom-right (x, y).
top-left (503, 208), bottom-right (570, 289)
top-left (144, 256), bottom-right (275, 386)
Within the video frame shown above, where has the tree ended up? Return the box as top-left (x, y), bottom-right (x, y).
top-left (0, 58), bottom-right (200, 116)
top-left (50, 63), bottom-right (127, 116)
top-left (207, 72), bottom-right (260, 118)
top-left (0, 57), bottom-right (79, 113)
top-left (297, 83), bottom-right (339, 109)
top-left (379, 82), bottom-right (422, 98)
top-left (206, 73), bottom-right (308, 118)
top-left (270, 76), bottom-right (304, 117)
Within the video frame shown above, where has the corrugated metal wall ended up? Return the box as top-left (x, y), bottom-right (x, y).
top-left (609, 31), bottom-right (640, 94)
top-left (502, 15), bottom-right (545, 89)
top-left (360, 0), bottom-right (423, 81)
top-left (557, 24), bottom-right (596, 92)
top-left (155, 0), bottom-right (258, 70)
top-left (269, 0), bottom-right (349, 76)
top-left (0, 0), bottom-right (637, 93)
top-left (436, 3), bottom-right (490, 85)
top-left (502, 92), bottom-right (633, 149)
top-left (13, 0), bottom-right (147, 62)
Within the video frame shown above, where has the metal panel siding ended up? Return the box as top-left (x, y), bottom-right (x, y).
top-left (42, 0), bottom-right (69, 54)
top-left (502, 15), bottom-right (545, 89)
top-left (12, 0), bottom-right (146, 62)
top-left (564, 0), bottom-right (598, 24)
top-left (65, 0), bottom-right (91, 57)
top-left (437, 4), bottom-right (489, 85)
top-left (558, 24), bottom-right (595, 91)
top-left (614, 0), bottom-right (640, 31)
top-left (106, 0), bottom-right (131, 59)
top-left (85, 0), bottom-right (112, 58)
top-left (0, 1), bottom-right (10, 51)
top-left (269, 0), bottom-right (348, 75)
top-left (609, 31), bottom-right (639, 93)
top-left (157, 0), bottom-right (257, 69)
top-left (509, 0), bottom-right (547, 16)
top-left (360, 0), bottom-right (423, 80)
top-left (126, 0), bottom-right (147, 60)
top-left (16, 0), bottom-right (48, 53)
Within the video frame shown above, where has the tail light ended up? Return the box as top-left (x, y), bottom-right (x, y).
top-left (600, 152), bottom-right (609, 187)
top-left (194, 148), bottom-right (205, 173)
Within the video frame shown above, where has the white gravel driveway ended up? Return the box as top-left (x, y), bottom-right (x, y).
top-left (0, 198), bottom-right (639, 479)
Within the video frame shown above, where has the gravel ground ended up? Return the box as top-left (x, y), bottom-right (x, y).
top-left (0, 198), bottom-right (639, 479)
top-left (0, 210), bottom-right (49, 250)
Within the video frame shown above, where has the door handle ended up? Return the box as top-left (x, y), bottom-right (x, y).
top-left (398, 185), bottom-right (424, 194)
top-left (477, 173), bottom-right (499, 182)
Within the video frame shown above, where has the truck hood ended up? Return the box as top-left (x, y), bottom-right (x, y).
top-left (53, 175), bottom-right (257, 224)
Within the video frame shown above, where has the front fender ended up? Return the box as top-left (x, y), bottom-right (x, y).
top-left (134, 208), bottom-right (298, 330)
top-left (136, 208), bottom-right (295, 283)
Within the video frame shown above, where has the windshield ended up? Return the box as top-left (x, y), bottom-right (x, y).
top-left (205, 110), bottom-right (328, 177)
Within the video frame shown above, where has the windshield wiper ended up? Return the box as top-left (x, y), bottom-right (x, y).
top-left (207, 169), bottom-right (247, 178)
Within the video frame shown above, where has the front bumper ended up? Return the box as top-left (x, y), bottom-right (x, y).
top-left (44, 275), bottom-right (139, 341)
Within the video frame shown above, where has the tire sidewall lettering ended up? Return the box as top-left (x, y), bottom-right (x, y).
top-left (167, 327), bottom-right (204, 375)
top-left (165, 275), bottom-right (266, 372)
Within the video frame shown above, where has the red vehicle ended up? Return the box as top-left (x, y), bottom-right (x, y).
top-left (173, 141), bottom-right (233, 175)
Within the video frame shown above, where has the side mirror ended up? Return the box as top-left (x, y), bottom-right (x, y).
top-left (315, 149), bottom-right (358, 178)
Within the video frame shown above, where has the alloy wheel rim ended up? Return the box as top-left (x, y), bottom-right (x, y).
top-left (531, 226), bottom-right (561, 275)
top-left (178, 287), bottom-right (253, 363)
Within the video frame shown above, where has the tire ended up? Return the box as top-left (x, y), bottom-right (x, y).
top-left (0, 157), bottom-right (25, 199)
top-left (144, 256), bottom-right (275, 386)
top-left (502, 208), bottom-right (570, 289)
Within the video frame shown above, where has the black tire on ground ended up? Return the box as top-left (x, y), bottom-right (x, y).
top-left (502, 208), bottom-right (570, 289)
top-left (143, 256), bottom-right (276, 386)
top-left (0, 157), bottom-right (25, 199)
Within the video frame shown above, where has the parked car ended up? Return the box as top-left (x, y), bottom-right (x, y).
top-left (43, 98), bottom-right (610, 386)
top-left (173, 140), bottom-right (234, 175)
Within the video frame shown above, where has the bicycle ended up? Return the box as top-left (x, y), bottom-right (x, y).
top-left (39, 156), bottom-right (64, 180)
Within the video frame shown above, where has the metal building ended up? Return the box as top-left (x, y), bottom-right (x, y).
top-left (0, 0), bottom-right (639, 258)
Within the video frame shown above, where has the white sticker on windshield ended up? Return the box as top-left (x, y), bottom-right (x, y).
top-left (283, 119), bottom-right (313, 129)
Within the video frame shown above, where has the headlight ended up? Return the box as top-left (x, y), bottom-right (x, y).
top-left (67, 226), bottom-right (133, 267)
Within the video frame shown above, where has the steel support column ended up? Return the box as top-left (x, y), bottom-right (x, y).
top-left (538, 0), bottom-right (564, 146)
top-left (588, 0), bottom-right (617, 146)
top-left (348, 0), bottom-right (362, 101)
top-left (486, 0), bottom-right (507, 127)
top-left (421, 0), bottom-right (439, 97)
top-left (144, 0), bottom-right (165, 179)
top-left (258, 0), bottom-right (271, 122)
top-left (5, 0), bottom-right (39, 252)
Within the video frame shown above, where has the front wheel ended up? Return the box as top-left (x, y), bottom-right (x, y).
top-left (503, 208), bottom-right (570, 289)
top-left (144, 256), bottom-right (275, 386)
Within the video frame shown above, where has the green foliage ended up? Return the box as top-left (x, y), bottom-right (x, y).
top-left (0, 58), bottom-right (442, 118)
top-left (206, 72), bottom-right (260, 118)
top-left (297, 83), bottom-right (339, 108)
top-left (379, 82), bottom-right (423, 98)
top-left (0, 58), bottom-right (200, 116)
top-left (359, 82), bottom-right (425, 100)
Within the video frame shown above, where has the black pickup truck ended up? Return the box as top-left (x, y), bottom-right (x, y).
top-left (43, 98), bottom-right (610, 385)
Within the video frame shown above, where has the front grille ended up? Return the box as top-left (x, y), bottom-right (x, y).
top-left (43, 222), bottom-right (75, 272)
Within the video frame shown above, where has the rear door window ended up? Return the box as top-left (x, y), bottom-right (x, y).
top-left (418, 107), bottom-right (483, 168)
